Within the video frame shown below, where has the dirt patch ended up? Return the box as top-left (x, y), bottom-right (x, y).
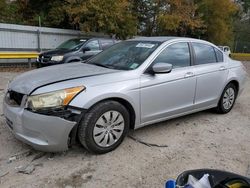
top-left (0, 62), bottom-right (249, 188)
top-left (0, 67), bottom-right (35, 72)
top-left (56, 163), bottom-right (95, 187)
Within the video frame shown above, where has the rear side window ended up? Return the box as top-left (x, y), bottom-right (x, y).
top-left (214, 48), bottom-right (224, 62)
top-left (192, 43), bottom-right (217, 65)
top-left (100, 39), bottom-right (114, 50)
top-left (153, 42), bottom-right (191, 68)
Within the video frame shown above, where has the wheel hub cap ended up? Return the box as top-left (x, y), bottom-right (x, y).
top-left (222, 88), bottom-right (235, 110)
top-left (93, 111), bottom-right (125, 147)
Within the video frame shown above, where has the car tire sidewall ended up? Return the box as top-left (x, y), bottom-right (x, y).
top-left (78, 101), bottom-right (130, 154)
top-left (218, 83), bottom-right (237, 113)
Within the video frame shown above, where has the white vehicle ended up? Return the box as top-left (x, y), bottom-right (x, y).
top-left (218, 46), bottom-right (231, 56)
top-left (3, 37), bottom-right (248, 154)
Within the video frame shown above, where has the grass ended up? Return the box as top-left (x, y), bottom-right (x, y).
top-left (231, 53), bottom-right (250, 61)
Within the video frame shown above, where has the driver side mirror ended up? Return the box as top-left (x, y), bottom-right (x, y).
top-left (152, 63), bottom-right (173, 74)
top-left (82, 47), bottom-right (91, 53)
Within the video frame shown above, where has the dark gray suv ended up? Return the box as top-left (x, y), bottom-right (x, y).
top-left (37, 38), bottom-right (118, 67)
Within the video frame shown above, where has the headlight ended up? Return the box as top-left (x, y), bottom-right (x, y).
top-left (27, 86), bottom-right (85, 111)
top-left (51, 55), bottom-right (64, 61)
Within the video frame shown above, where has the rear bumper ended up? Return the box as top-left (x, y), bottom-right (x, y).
top-left (3, 100), bottom-right (76, 152)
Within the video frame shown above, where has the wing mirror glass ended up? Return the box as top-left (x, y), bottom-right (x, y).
top-left (152, 63), bottom-right (173, 74)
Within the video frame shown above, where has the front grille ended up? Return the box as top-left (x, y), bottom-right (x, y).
top-left (39, 55), bottom-right (51, 63)
top-left (8, 90), bottom-right (24, 105)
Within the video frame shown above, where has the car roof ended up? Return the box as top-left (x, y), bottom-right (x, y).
top-left (71, 37), bottom-right (114, 41)
top-left (128, 36), bottom-right (213, 43)
top-left (128, 36), bottom-right (178, 42)
top-left (130, 36), bottom-right (199, 42)
top-left (128, 36), bottom-right (220, 49)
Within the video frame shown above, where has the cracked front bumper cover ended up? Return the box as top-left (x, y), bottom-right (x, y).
top-left (3, 100), bottom-right (77, 152)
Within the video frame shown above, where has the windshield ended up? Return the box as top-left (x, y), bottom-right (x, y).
top-left (87, 41), bottom-right (161, 70)
top-left (56, 39), bottom-right (87, 50)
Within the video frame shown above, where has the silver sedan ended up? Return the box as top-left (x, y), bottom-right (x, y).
top-left (3, 37), bottom-right (248, 154)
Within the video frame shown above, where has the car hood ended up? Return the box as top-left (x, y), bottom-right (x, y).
top-left (8, 63), bottom-right (119, 94)
top-left (40, 49), bottom-right (74, 56)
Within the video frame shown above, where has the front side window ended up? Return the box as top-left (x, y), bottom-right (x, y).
top-left (87, 41), bottom-right (161, 70)
top-left (153, 42), bottom-right (191, 68)
top-left (85, 40), bottom-right (100, 51)
top-left (192, 43), bottom-right (217, 65)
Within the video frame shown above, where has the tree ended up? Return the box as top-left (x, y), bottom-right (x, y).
top-left (2, 0), bottom-right (70, 28)
top-left (198, 0), bottom-right (238, 45)
top-left (0, 0), bottom-right (7, 21)
top-left (240, 0), bottom-right (250, 12)
top-left (131, 0), bottom-right (158, 36)
top-left (0, 0), bottom-right (20, 24)
top-left (131, 0), bottom-right (204, 37)
top-left (156, 0), bottom-right (204, 37)
top-left (65, 0), bottom-right (137, 39)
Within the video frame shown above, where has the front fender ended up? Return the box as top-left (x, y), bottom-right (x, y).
top-left (64, 56), bottom-right (81, 63)
top-left (69, 81), bottom-right (141, 127)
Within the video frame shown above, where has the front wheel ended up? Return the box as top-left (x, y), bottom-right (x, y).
top-left (78, 101), bottom-right (130, 154)
top-left (215, 83), bottom-right (237, 114)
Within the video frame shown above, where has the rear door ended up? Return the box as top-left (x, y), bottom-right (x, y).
top-left (191, 42), bottom-right (228, 108)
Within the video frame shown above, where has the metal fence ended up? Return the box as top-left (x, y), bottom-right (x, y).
top-left (0, 23), bottom-right (107, 52)
top-left (0, 23), bottom-right (107, 66)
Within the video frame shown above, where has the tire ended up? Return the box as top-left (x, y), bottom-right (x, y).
top-left (36, 62), bottom-right (42, 68)
top-left (68, 59), bottom-right (80, 63)
top-left (78, 100), bottom-right (130, 154)
top-left (215, 83), bottom-right (237, 114)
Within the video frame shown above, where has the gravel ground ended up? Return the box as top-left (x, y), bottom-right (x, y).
top-left (0, 62), bottom-right (250, 188)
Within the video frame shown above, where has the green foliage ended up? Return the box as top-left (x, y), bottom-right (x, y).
top-left (0, 0), bottom-right (20, 23)
top-left (198, 0), bottom-right (238, 45)
top-left (130, 0), bottom-right (158, 36)
top-left (242, 0), bottom-right (250, 12)
top-left (131, 0), bottom-right (204, 37)
top-left (234, 21), bottom-right (250, 53)
top-left (156, 0), bottom-right (204, 37)
top-left (0, 0), bottom-right (245, 42)
top-left (1, 0), bottom-right (70, 28)
top-left (65, 0), bottom-right (137, 39)
top-left (0, 0), bottom-right (7, 21)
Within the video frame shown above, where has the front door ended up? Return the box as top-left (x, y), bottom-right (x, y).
top-left (140, 42), bottom-right (196, 125)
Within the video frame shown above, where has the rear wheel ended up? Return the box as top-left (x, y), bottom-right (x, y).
top-left (78, 100), bottom-right (130, 154)
top-left (215, 83), bottom-right (237, 114)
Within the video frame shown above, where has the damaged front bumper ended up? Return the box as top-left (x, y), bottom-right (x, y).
top-left (3, 97), bottom-right (78, 152)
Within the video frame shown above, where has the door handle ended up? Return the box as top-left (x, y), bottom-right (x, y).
top-left (219, 66), bottom-right (226, 71)
top-left (184, 72), bottom-right (195, 78)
